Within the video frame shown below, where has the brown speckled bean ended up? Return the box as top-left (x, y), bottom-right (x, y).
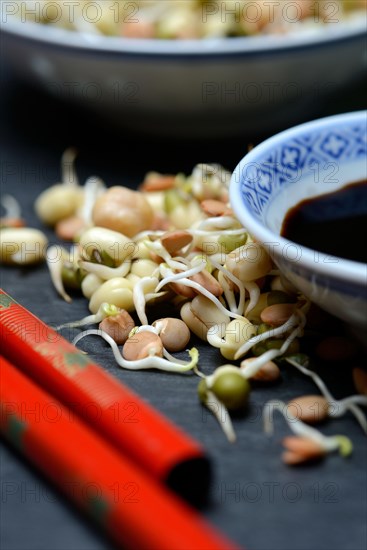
top-left (200, 199), bottom-right (233, 217)
top-left (152, 318), bottom-right (190, 352)
top-left (161, 230), bottom-right (193, 255)
top-left (282, 436), bottom-right (326, 465)
top-left (140, 173), bottom-right (176, 192)
top-left (55, 216), bottom-right (85, 241)
top-left (123, 331), bottom-right (163, 361)
top-left (287, 395), bottom-right (329, 424)
top-left (241, 358), bottom-right (281, 382)
top-left (190, 270), bottom-right (223, 297)
top-left (170, 269), bottom-right (223, 299)
top-left (99, 311), bottom-right (135, 345)
top-left (260, 303), bottom-right (296, 327)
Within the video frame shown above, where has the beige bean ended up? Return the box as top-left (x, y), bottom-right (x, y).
top-left (89, 277), bottom-right (134, 314)
top-left (55, 216), bottom-right (85, 241)
top-left (79, 227), bottom-right (134, 265)
top-left (260, 303), bottom-right (296, 327)
top-left (282, 436), bottom-right (326, 465)
top-left (130, 259), bottom-right (159, 278)
top-left (190, 295), bottom-right (230, 337)
top-left (131, 238), bottom-right (152, 260)
top-left (316, 336), bottom-right (358, 362)
top-left (352, 368), bottom-right (367, 396)
top-left (0, 228), bottom-right (48, 265)
top-left (143, 189), bottom-right (165, 212)
top-left (287, 395), bottom-right (329, 424)
top-left (123, 331), bottom-right (163, 360)
top-left (160, 230), bottom-right (193, 255)
top-left (270, 275), bottom-right (284, 292)
top-left (192, 232), bottom-right (222, 254)
top-left (180, 302), bottom-right (208, 341)
top-left (126, 273), bottom-right (141, 286)
top-left (35, 185), bottom-right (83, 226)
top-left (244, 292), bottom-right (269, 324)
top-left (99, 310), bottom-right (135, 345)
top-left (167, 200), bottom-right (203, 230)
top-left (220, 318), bottom-right (256, 360)
top-left (81, 273), bottom-right (103, 299)
top-left (92, 186), bottom-right (154, 238)
top-left (226, 242), bottom-right (273, 282)
top-left (241, 358), bottom-right (281, 382)
top-left (152, 318), bottom-right (191, 352)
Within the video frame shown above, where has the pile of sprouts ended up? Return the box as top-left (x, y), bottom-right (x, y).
top-left (1, 148), bottom-right (366, 465)
top-left (14, 1), bottom-right (367, 40)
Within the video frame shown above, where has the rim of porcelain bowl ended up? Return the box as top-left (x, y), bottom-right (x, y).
top-left (1, 16), bottom-right (366, 57)
top-left (229, 111), bottom-right (367, 287)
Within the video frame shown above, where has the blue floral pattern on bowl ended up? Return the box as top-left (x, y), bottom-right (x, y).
top-left (239, 120), bottom-right (367, 221)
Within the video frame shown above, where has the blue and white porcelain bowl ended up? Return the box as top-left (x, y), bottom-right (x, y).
top-left (230, 111), bottom-right (367, 328)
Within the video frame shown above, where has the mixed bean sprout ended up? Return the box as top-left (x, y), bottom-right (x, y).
top-left (1, 148), bottom-right (366, 465)
top-left (13, 1), bottom-right (367, 39)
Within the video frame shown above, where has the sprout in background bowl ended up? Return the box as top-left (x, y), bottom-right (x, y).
top-left (2, 1), bottom-right (366, 137)
top-left (14, 1), bottom-right (367, 39)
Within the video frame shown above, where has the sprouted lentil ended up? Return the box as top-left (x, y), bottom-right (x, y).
top-left (263, 399), bottom-right (354, 465)
top-left (286, 356), bottom-right (367, 434)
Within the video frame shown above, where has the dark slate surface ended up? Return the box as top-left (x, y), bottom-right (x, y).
top-left (0, 61), bottom-right (366, 550)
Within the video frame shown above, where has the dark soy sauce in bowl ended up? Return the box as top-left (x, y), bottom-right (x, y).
top-left (281, 180), bottom-right (367, 264)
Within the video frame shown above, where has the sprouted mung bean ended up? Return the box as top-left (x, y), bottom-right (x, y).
top-left (14, 1), bottom-right (367, 39)
top-left (3, 148), bottom-right (365, 463)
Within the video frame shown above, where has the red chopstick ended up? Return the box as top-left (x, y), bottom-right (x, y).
top-left (0, 289), bottom-right (208, 503)
top-left (0, 355), bottom-right (241, 550)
